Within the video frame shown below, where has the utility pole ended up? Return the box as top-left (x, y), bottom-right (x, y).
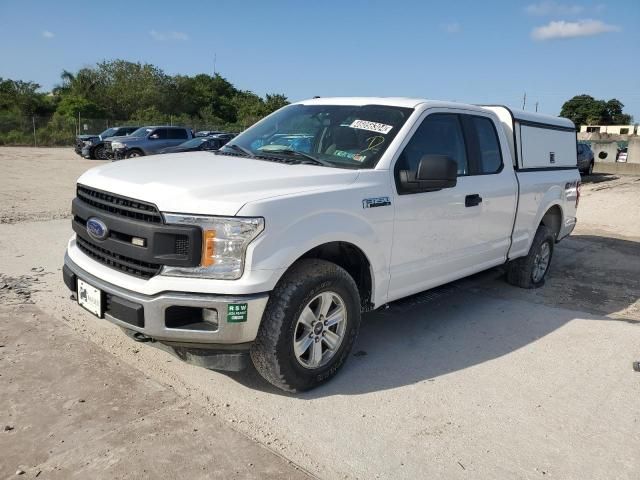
top-left (535, 101), bottom-right (539, 112)
top-left (32, 116), bottom-right (37, 147)
top-left (213, 53), bottom-right (217, 76)
top-left (522, 92), bottom-right (527, 110)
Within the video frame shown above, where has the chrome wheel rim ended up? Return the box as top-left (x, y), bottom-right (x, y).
top-left (128, 152), bottom-right (140, 158)
top-left (293, 291), bottom-right (347, 369)
top-left (532, 241), bottom-right (551, 283)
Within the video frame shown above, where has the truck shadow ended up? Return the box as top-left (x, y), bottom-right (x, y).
top-left (226, 234), bottom-right (639, 397)
top-left (580, 172), bottom-right (619, 184)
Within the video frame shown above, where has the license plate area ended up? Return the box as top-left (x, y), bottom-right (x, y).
top-left (77, 278), bottom-right (103, 318)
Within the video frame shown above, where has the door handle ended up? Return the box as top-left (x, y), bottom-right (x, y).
top-left (465, 194), bottom-right (482, 207)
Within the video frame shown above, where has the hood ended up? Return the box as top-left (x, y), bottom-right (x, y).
top-left (104, 134), bottom-right (139, 143)
top-left (77, 151), bottom-right (359, 216)
top-left (77, 134), bottom-right (99, 141)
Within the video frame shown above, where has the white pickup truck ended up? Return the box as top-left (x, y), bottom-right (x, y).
top-left (63, 97), bottom-right (580, 391)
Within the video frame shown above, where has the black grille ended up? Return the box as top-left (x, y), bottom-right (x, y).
top-left (175, 236), bottom-right (190, 256)
top-left (77, 185), bottom-right (162, 223)
top-left (76, 236), bottom-right (161, 279)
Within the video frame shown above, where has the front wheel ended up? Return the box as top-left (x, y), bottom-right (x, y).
top-left (94, 145), bottom-right (108, 160)
top-left (250, 259), bottom-right (361, 392)
top-left (506, 224), bottom-right (554, 289)
top-left (125, 149), bottom-right (143, 158)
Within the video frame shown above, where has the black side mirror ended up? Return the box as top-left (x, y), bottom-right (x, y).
top-left (398, 154), bottom-right (457, 193)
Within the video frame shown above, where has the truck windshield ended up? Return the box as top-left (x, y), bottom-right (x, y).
top-left (221, 104), bottom-right (414, 169)
top-left (99, 127), bottom-right (118, 138)
top-left (129, 128), bottom-right (153, 138)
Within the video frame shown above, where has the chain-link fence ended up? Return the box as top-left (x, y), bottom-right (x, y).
top-left (0, 115), bottom-right (248, 147)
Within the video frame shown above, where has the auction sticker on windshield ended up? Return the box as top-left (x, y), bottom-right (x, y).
top-left (349, 119), bottom-right (393, 134)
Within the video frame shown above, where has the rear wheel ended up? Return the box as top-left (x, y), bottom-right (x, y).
top-left (250, 259), bottom-right (361, 392)
top-left (587, 161), bottom-right (594, 175)
top-left (506, 224), bottom-right (554, 289)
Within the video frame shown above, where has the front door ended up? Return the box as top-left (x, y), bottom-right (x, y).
top-left (387, 110), bottom-right (516, 302)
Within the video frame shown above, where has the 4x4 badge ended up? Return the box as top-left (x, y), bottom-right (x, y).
top-left (362, 197), bottom-right (391, 209)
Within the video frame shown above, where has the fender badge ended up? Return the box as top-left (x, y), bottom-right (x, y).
top-left (362, 197), bottom-right (391, 209)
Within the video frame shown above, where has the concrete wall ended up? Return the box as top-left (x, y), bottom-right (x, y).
top-left (577, 132), bottom-right (639, 164)
top-left (628, 138), bottom-right (640, 164)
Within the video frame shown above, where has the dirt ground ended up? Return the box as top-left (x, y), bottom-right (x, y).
top-left (1, 147), bottom-right (639, 479)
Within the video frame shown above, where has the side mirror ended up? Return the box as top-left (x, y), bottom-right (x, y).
top-left (149, 133), bottom-right (160, 140)
top-left (398, 154), bottom-right (457, 193)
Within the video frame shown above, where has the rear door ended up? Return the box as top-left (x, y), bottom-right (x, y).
top-left (387, 109), bottom-right (517, 301)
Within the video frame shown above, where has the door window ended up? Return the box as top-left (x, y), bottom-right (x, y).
top-left (469, 116), bottom-right (503, 174)
top-left (396, 113), bottom-right (468, 181)
top-left (150, 128), bottom-right (168, 140)
top-left (168, 128), bottom-right (188, 139)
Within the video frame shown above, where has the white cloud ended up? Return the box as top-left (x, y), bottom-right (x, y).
top-left (42, 30), bottom-right (55, 39)
top-left (525, 1), bottom-right (584, 16)
top-left (532, 19), bottom-right (620, 40)
top-left (149, 30), bottom-right (189, 41)
top-left (443, 22), bottom-right (461, 34)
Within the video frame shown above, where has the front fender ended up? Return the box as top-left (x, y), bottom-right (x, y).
top-left (242, 204), bottom-right (392, 306)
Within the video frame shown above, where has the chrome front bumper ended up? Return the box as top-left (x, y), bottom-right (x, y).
top-left (63, 253), bottom-right (269, 346)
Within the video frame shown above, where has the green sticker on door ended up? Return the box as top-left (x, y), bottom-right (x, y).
top-left (227, 303), bottom-right (248, 323)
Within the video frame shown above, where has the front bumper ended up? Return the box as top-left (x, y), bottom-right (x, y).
top-left (63, 253), bottom-right (269, 347)
top-left (81, 146), bottom-right (93, 158)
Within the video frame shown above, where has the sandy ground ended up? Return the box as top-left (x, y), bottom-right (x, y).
top-left (1, 147), bottom-right (639, 479)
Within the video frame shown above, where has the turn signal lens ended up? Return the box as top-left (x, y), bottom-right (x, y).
top-left (202, 230), bottom-right (216, 267)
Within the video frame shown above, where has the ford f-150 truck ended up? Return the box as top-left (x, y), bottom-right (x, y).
top-left (63, 97), bottom-right (580, 392)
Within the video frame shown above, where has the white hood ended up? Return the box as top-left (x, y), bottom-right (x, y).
top-left (77, 151), bottom-right (360, 216)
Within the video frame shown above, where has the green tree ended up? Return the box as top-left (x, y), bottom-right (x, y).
top-left (560, 95), bottom-right (633, 127)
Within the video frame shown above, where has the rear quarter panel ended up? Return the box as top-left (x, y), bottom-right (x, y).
top-left (510, 169), bottom-right (580, 259)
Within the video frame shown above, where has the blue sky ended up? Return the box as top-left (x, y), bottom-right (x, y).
top-left (1, 0), bottom-right (639, 119)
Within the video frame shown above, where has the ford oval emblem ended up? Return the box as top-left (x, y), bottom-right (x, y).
top-left (86, 217), bottom-right (109, 241)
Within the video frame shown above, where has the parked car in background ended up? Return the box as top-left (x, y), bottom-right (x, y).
top-left (105, 126), bottom-right (193, 159)
top-left (75, 126), bottom-right (139, 159)
top-left (577, 142), bottom-right (594, 175)
top-left (195, 130), bottom-right (225, 137)
top-left (159, 135), bottom-right (229, 154)
top-left (617, 147), bottom-right (628, 163)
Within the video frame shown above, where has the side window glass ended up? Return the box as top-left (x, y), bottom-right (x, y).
top-left (150, 129), bottom-right (167, 140)
top-left (397, 114), bottom-right (468, 177)
top-left (471, 116), bottom-right (502, 174)
top-left (169, 129), bottom-right (188, 139)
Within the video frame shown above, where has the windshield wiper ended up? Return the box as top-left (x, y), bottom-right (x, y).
top-left (224, 143), bottom-right (254, 156)
top-left (262, 149), bottom-right (334, 167)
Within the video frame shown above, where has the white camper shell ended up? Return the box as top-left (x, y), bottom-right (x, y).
top-left (484, 106), bottom-right (577, 170)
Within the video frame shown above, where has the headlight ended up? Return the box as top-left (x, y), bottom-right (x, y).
top-left (161, 214), bottom-right (264, 280)
top-left (83, 140), bottom-right (93, 146)
top-left (111, 141), bottom-right (125, 149)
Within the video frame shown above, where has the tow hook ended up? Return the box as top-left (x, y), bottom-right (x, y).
top-left (132, 332), bottom-right (155, 343)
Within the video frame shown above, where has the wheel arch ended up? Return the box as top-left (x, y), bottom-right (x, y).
top-left (280, 241), bottom-right (375, 312)
top-left (539, 204), bottom-right (563, 241)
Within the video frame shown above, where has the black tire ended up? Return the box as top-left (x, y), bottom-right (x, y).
top-left (588, 161), bottom-right (594, 175)
top-left (125, 149), bottom-right (144, 159)
top-left (94, 145), bottom-right (108, 160)
top-left (506, 224), bottom-right (554, 289)
top-left (250, 259), bottom-right (361, 392)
